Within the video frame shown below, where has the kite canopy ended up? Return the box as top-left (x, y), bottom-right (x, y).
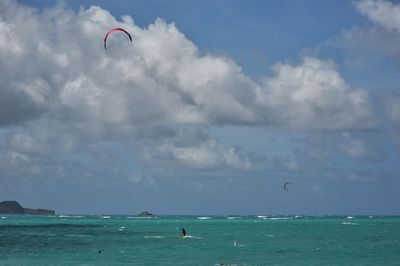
top-left (283, 181), bottom-right (293, 191)
top-left (104, 27), bottom-right (132, 50)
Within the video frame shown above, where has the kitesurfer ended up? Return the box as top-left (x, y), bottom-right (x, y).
top-left (180, 228), bottom-right (186, 238)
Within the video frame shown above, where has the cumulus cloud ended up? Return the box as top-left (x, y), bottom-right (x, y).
top-left (256, 57), bottom-right (374, 129)
top-left (355, 0), bottom-right (400, 32)
top-left (144, 131), bottom-right (252, 171)
top-left (344, 0), bottom-right (400, 58)
top-left (0, 0), bottom-right (373, 131)
top-left (350, 0), bottom-right (400, 127)
top-left (0, 0), bottom-right (378, 180)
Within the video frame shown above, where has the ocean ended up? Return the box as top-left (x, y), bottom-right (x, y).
top-left (0, 215), bottom-right (399, 265)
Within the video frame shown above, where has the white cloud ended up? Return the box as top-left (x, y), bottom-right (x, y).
top-left (345, 0), bottom-right (400, 58)
top-left (355, 0), bottom-right (400, 32)
top-left (0, 0), bottom-right (378, 179)
top-left (0, 1), bottom-right (374, 130)
top-left (385, 95), bottom-right (400, 125)
top-left (339, 132), bottom-right (373, 159)
top-left (145, 138), bottom-right (252, 171)
top-left (256, 57), bottom-right (374, 129)
top-left (350, 0), bottom-right (400, 128)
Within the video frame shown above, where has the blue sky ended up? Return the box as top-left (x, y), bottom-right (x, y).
top-left (1, 0), bottom-right (400, 215)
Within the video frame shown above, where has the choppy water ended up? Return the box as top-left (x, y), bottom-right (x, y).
top-left (0, 215), bottom-right (399, 265)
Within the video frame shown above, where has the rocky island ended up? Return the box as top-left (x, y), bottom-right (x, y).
top-left (137, 211), bottom-right (153, 217)
top-left (0, 201), bottom-right (55, 215)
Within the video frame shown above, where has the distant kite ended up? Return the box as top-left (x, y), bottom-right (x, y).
top-left (104, 27), bottom-right (132, 50)
top-left (283, 181), bottom-right (293, 191)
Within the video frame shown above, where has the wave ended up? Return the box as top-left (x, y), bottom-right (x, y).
top-left (262, 217), bottom-right (292, 220)
top-left (227, 217), bottom-right (241, 220)
top-left (21, 232), bottom-right (58, 236)
top-left (65, 234), bottom-right (90, 237)
top-left (126, 216), bottom-right (153, 219)
top-left (197, 217), bottom-right (211, 220)
top-left (182, 235), bottom-right (202, 239)
top-left (0, 224), bottom-right (100, 229)
top-left (58, 215), bottom-right (84, 218)
top-left (342, 222), bottom-right (359, 225)
top-left (144, 235), bottom-right (165, 239)
top-left (101, 216), bottom-right (111, 219)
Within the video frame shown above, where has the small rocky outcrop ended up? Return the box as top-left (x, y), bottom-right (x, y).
top-left (0, 201), bottom-right (55, 215)
top-left (24, 208), bottom-right (55, 215)
top-left (137, 211), bottom-right (153, 217)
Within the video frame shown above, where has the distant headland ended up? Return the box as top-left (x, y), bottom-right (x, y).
top-left (0, 201), bottom-right (55, 215)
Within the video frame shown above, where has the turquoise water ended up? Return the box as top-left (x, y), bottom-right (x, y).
top-left (0, 215), bottom-right (399, 265)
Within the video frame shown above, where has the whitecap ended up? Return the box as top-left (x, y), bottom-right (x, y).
top-left (58, 215), bottom-right (84, 218)
top-left (257, 215), bottom-right (267, 218)
top-left (227, 217), bottom-right (241, 220)
top-left (232, 241), bottom-right (245, 247)
top-left (197, 217), bottom-right (211, 220)
top-left (264, 217), bottom-right (291, 220)
top-left (182, 235), bottom-right (202, 239)
top-left (102, 216), bottom-right (111, 219)
top-left (342, 222), bottom-right (358, 225)
top-left (1, 216), bottom-right (7, 219)
top-left (347, 216), bottom-right (354, 219)
top-left (144, 235), bottom-right (165, 239)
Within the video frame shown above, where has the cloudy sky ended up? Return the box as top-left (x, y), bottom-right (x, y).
top-left (1, 0), bottom-right (399, 215)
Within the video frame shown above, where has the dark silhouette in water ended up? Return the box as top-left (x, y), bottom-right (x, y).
top-left (180, 228), bottom-right (186, 238)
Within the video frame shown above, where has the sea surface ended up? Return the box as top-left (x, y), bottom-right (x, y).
top-left (0, 215), bottom-right (399, 265)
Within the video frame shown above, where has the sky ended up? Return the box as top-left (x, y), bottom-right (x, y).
top-left (1, 0), bottom-right (400, 215)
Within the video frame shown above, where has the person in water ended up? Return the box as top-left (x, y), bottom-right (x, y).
top-left (180, 228), bottom-right (186, 238)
